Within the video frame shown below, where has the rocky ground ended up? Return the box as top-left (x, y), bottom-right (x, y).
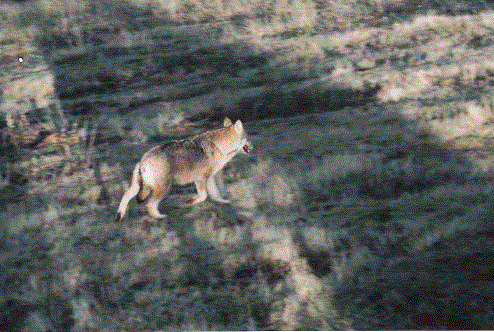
top-left (2, 0), bottom-right (494, 330)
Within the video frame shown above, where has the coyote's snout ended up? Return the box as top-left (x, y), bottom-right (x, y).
top-left (116, 117), bottom-right (252, 222)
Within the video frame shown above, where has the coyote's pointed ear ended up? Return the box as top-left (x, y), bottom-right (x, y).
top-left (234, 119), bottom-right (243, 133)
top-left (223, 117), bottom-right (233, 127)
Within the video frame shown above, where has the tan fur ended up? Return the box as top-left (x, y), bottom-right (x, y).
top-left (116, 117), bottom-right (252, 222)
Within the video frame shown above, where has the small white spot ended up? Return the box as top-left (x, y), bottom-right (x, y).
top-left (18, 57), bottom-right (24, 63)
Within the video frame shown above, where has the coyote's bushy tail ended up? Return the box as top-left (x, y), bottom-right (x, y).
top-left (115, 163), bottom-right (141, 222)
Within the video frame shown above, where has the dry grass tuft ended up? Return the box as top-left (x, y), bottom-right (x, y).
top-left (226, 158), bottom-right (299, 210)
top-left (2, 0), bottom-right (494, 329)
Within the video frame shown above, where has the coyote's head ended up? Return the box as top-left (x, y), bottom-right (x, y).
top-left (214, 117), bottom-right (253, 156)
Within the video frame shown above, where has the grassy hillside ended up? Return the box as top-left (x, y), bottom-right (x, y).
top-left (1, 0), bottom-right (494, 330)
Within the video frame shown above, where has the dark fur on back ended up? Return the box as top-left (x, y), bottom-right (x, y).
top-left (160, 139), bottom-right (206, 158)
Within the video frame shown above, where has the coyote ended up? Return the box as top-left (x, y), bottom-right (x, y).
top-left (116, 117), bottom-right (253, 222)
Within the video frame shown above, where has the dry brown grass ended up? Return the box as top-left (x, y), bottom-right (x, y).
top-left (2, 0), bottom-right (494, 329)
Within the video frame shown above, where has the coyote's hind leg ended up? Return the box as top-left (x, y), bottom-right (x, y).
top-left (146, 181), bottom-right (171, 219)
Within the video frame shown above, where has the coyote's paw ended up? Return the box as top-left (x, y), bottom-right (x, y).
top-left (186, 197), bottom-right (198, 205)
top-left (211, 197), bottom-right (231, 204)
top-left (186, 195), bottom-right (206, 205)
top-left (150, 212), bottom-right (167, 219)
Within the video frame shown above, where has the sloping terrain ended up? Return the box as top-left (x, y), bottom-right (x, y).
top-left (1, 0), bottom-right (494, 330)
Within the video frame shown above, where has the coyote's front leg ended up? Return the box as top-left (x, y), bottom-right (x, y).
top-left (206, 175), bottom-right (230, 204)
top-left (187, 179), bottom-right (208, 205)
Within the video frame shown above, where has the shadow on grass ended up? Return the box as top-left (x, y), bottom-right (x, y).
top-left (1, 0), bottom-right (494, 330)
